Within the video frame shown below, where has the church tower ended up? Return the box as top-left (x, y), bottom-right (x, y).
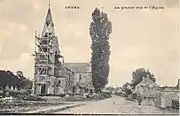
top-left (33, 3), bottom-right (65, 95)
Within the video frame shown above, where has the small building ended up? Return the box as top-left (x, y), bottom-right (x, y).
top-left (134, 76), bottom-right (160, 98)
top-left (133, 76), bottom-right (161, 106)
top-left (115, 87), bottom-right (123, 94)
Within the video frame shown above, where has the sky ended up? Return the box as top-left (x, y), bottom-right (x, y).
top-left (0, 0), bottom-right (179, 87)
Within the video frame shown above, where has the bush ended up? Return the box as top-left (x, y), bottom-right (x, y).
top-left (17, 94), bottom-right (45, 101)
top-left (101, 92), bottom-right (112, 98)
top-left (124, 89), bottom-right (132, 97)
top-left (132, 93), bottom-right (137, 99)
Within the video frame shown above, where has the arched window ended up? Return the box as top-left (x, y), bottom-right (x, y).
top-left (59, 80), bottom-right (61, 84)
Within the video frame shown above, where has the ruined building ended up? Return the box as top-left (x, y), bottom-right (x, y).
top-left (33, 5), bottom-right (67, 95)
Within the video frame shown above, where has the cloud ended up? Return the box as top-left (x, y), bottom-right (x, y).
top-left (0, 20), bottom-right (30, 60)
top-left (0, 53), bottom-right (32, 74)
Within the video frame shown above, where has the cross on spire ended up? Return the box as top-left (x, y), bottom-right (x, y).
top-left (49, 0), bottom-right (51, 7)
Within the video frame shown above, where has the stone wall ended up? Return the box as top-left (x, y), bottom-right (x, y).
top-left (160, 90), bottom-right (179, 108)
top-left (141, 97), bottom-right (155, 106)
top-left (54, 78), bottom-right (66, 95)
top-left (136, 86), bottom-right (161, 98)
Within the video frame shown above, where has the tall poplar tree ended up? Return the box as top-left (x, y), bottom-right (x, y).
top-left (90, 8), bottom-right (112, 92)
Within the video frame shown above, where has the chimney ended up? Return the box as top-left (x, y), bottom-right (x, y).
top-left (147, 74), bottom-right (150, 79)
top-left (142, 76), bottom-right (146, 81)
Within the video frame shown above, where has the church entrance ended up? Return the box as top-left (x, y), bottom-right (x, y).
top-left (90, 90), bottom-right (93, 94)
top-left (41, 85), bottom-right (46, 94)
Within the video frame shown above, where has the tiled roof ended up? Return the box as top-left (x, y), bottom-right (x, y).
top-left (138, 77), bottom-right (159, 87)
top-left (65, 63), bottom-right (91, 73)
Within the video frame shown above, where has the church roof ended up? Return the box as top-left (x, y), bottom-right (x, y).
top-left (65, 63), bottom-right (91, 73)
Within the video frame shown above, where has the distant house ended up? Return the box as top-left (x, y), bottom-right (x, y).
top-left (65, 63), bottom-right (94, 95)
top-left (132, 76), bottom-right (161, 106)
top-left (133, 76), bottom-right (160, 98)
top-left (115, 87), bottom-right (123, 94)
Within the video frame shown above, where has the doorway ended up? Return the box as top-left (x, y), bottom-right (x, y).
top-left (41, 85), bottom-right (46, 94)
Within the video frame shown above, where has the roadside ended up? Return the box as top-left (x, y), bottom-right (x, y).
top-left (0, 95), bottom-right (94, 114)
top-left (54, 95), bottom-right (179, 115)
top-left (24, 103), bottom-right (85, 114)
top-left (0, 100), bottom-right (68, 113)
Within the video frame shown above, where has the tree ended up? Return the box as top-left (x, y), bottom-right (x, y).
top-left (16, 71), bottom-right (32, 89)
top-left (122, 82), bottom-right (132, 96)
top-left (16, 71), bottom-right (24, 78)
top-left (0, 70), bottom-right (20, 89)
top-left (0, 70), bottom-right (32, 90)
top-left (90, 8), bottom-right (112, 92)
top-left (131, 68), bottom-right (156, 87)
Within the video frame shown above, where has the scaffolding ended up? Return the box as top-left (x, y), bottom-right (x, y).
top-left (32, 5), bottom-right (64, 95)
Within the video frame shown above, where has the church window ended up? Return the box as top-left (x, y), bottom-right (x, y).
top-left (40, 40), bottom-right (48, 45)
top-left (46, 20), bottom-right (50, 26)
top-left (42, 47), bottom-right (48, 52)
top-left (39, 54), bottom-right (46, 60)
top-left (43, 33), bottom-right (48, 37)
top-left (38, 68), bottom-right (42, 73)
top-left (39, 68), bottom-right (47, 75)
top-left (42, 68), bottom-right (47, 74)
top-left (59, 80), bottom-right (61, 84)
top-left (49, 40), bottom-right (53, 46)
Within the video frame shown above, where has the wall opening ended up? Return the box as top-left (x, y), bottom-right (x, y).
top-left (41, 85), bottom-right (46, 94)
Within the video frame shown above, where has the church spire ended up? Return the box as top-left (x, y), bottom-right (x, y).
top-left (41, 1), bottom-right (55, 37)
top-left (49, 0), bottom-right (51, 7)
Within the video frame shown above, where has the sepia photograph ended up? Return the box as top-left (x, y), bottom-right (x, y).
top-left (0, 0), bottom-right (179, 115)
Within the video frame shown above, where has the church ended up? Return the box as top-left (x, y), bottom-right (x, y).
top-left (33, 4), bottom-right (68, 95)
top-left (33, 3), bottom-right (94, 96)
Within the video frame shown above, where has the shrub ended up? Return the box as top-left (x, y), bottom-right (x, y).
top-left (124, 89), bottom-right (132, 97)
top-left (17, 94), bottom-right (45, 101)
top-left (132, 93), bottom-right (137, 99)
